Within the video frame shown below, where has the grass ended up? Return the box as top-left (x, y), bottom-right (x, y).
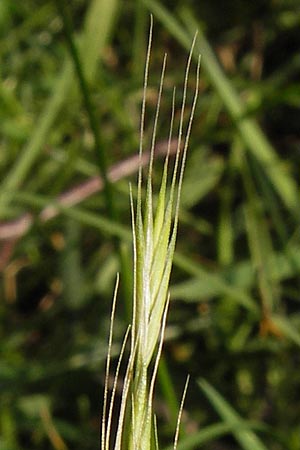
top-left (101, 18), bottom-right (200, 449)
top-left (1, 1), bottom-right (300, 449)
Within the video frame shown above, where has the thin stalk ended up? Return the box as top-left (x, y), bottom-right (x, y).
top-left (132, 0), bottom-right (148, 82)
top-left (54, 0), bottom-right (115, 222)
top-left (55, 0), bottom-right (133, 322)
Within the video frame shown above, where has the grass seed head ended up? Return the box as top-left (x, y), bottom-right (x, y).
top-left (101, 16), bottom-right (200, 450)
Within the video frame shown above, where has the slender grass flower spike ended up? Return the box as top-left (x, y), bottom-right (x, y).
top-left (101, 17), bottom-right (200, 450)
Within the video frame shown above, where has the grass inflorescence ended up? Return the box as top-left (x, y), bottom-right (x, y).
top-left (101, 17), bottom-right (200, 450)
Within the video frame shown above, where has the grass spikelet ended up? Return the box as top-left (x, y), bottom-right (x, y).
top-left (101, 16), bottom-right (200, 450)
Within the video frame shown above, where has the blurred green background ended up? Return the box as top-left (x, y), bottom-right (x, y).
top-left (1, 0), bottom-right (300, 449)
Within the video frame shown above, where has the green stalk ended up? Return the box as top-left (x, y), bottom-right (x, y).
top-left (54, 0), bottom-right (116, 224)
top-left (55, 0), bottom-right (133, 311)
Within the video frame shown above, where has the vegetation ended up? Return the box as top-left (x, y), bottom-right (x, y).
top-left (1, 1), bottom-right (300, 449)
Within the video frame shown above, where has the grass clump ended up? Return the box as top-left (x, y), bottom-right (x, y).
top-left (101, 18), bottom-right (200, 450)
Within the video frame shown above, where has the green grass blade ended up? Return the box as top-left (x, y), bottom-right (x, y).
top-left (0, 62), bottom-right (72, 219)
top-left (198, 379), bottom-right (268, 450)
top-left (82, 0), bottom-right (119, 82)
top-left (164, 421), bottom-right (266, 450)
top-left (10, 190), bottom-right (131, 241)
top-left (144, 0), bottom-right (299, 214)
top-left (271, 314), bottom-right (300, 347)
top-left (0, 0), bottom-right (119, 219)
top-left (173, 253), bottom-right (259, 314)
